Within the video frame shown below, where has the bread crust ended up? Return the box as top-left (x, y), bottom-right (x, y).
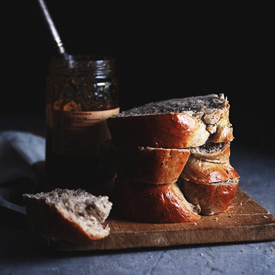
top-left (181, 156), bottom-right (239, 184)
top-left (115, 179), bottom-right (201, 223)
top-left (107, 95), bottom-right (234, 149)
top-left (118, 147), bottom-right (190, 184)
top-left (107, 113), bottom-right (211, 148)
top-left (181, 178), bottom-right (239, 215)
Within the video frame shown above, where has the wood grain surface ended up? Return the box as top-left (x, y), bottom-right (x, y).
top-left (52, 188), bottom-right (275, 251)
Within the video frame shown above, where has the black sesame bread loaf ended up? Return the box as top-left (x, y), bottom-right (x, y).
top-left (108, 94), bottom-right (239, 222)
top-left (107, 94), bottom-right (233, 148)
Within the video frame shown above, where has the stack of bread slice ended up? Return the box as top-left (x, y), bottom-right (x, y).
top-left (107, 94), bottom-right (239, 223)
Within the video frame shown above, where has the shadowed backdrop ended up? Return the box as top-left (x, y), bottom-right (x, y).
top-left (2, 1), bottom-right (274, 152)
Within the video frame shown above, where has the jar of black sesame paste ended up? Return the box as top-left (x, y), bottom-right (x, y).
top-left (45, 55), bottom-right (119, 189)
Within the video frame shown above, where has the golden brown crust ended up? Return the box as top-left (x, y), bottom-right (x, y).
top-left (181, 156), bottom-right (239, 184)
top-left (181, 178), bottom-right (239, 215)
top-left (107, 113), bottom-right (210, 148)
top-left (115, 179), bottom-right (201, 223)
top-left (118, 147), bottom-right (190, 184)
top-left (107, 103), bottom-right (234, 149)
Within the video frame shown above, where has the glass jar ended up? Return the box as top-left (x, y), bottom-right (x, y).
top-left (45, 55), bottom-right (119, 189)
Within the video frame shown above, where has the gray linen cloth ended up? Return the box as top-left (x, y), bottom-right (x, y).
top-left (0, 131), bottom-right (45, 214)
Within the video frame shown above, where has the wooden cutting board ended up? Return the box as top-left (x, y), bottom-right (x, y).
top-left (53, 188), bottom-right (275, 251)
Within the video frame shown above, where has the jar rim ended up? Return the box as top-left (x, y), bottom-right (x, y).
top-left (57, 53), bottom-right (114, 60)
top-left (49, 54), bottom-right (116, 75)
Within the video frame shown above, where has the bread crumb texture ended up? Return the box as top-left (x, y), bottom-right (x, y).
top-left (23, 189), bottom-right (112, 242)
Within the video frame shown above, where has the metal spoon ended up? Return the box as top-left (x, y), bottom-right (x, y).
top-left (37, 0), bottom-right (66, 56)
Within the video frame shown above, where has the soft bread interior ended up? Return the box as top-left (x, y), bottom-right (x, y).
top-left (191, 142), bottom-right (227, 155)
top-left (190, 142), bottom-right (230, 163)
top-left (24, 189), bottom-right (112, 239)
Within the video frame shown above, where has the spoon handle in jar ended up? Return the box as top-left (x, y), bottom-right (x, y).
top-left (37, 0), bottom-right (66, 55)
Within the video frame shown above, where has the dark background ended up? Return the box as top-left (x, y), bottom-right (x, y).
top-left (2, 1), bottom-right (274, 153)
